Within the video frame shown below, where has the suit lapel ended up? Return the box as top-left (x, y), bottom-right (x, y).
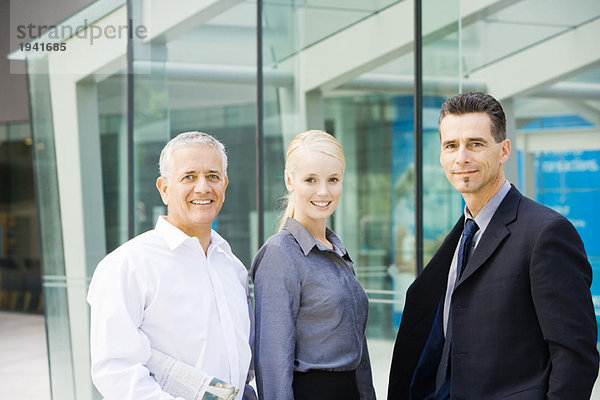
top-left (456, 186), bottom-right (521, 286)
top-left (402, 217), bottom-right (464, 332)
top-left (426, 218), bottom-right (464, 279)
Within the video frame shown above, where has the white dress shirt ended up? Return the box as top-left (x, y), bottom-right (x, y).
top-left (87, 216), bottom-right (252, 400)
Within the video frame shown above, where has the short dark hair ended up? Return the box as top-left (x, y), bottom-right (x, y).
top-left (438, 92), bottom-right (506, 142)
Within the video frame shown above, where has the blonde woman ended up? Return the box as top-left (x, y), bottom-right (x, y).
top-left (251, 130), bottom-right (376, 400)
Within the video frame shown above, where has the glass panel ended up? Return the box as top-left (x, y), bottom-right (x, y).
top-left (265, 0), bottom-right (401, 61)
top-left (261, 1), bottom-right (293, 237)
top-left (27, 55), bottom-right (75, 400)
top-left (421, 0), bottom-right (463, 264)
top-left (98, 72), bottom-right (128, 253)
top-left (132, 0), bottom-right (257, 266)
top-left (0, 121), bottom-right (42, 314)
top-left (132, 62), bottom-right (170, 236)
top-left (462, 0), bottom-right (600, 75)
top-left (261, 0), bottom-right (421, 396)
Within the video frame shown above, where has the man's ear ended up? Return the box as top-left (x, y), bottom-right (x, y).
top-left (284, 169), bottom-right (293, 192)
top-left (221, 176), bottom-right (229, 202)
top-left (156, 176), bottom-right (169, 205)
top-left (499, 138), bottom-right (511, 165)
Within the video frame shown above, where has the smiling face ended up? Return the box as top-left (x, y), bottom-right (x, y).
top-left (439, 112), bottom-right (511, 210)
top-left (286, 150), bottom-right (344, 230)
top-left (156, 144), bottom-right (228, 239)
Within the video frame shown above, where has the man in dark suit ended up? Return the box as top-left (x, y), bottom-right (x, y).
top-left (388, 92), bottom-right (599, 399)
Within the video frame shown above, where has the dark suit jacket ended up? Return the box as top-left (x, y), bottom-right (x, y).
top-left (388, 186), bottom-right (599, 399)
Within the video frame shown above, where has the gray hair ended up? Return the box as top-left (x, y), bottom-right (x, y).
top-left (159, 131), bottom-right (228, 181)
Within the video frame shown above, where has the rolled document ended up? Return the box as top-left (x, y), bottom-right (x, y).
top-left (146, 347), bottom-right (239, 400)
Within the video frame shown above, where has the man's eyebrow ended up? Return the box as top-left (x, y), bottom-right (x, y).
top-left (466, 137), bottom-right (489, 142)
top-left (441, 137), bottom-right (490, 146)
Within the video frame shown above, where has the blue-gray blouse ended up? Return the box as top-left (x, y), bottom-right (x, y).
top-left (251, 217), bottom-right (376, 400)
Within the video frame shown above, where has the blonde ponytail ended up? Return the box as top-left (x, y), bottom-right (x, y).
top-left (278, 194), bottom-right (294, 231)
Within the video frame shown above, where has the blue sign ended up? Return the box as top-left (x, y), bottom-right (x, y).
top-left (535, 150), bottom-right (600, 337)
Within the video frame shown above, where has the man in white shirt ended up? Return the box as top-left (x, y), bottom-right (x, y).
top-left (88, 131), bottom-right (255, 399)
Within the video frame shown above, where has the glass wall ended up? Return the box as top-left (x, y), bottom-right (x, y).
top-left (98, 71), bottom-right (128, 253)
top-left (0, 121), bottom-right (41, 313)
top-left (13, 0), bottom-right (600, 398)
top-left (27, 54), bottom-right (75, 400)
top-left (127, 0), bottom-right (258, 265)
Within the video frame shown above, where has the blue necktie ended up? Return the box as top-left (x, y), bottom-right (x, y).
top-left (456, 219), bottom-right (479, 279)
top-left (435, 218), bottom-right (479, 398)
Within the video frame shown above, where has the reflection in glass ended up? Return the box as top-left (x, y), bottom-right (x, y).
top-left (27, 56), bottom-right (76, 400)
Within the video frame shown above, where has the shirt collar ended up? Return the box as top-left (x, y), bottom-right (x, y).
top-left (282, 217), bottom-right (349, 258)
top-left (464, 179), bottom-right (511, 232)
top-left (155, 216), bottom-right (232, 256)
top-left (208, 229), bottom-right (233, 256)
top-left (155, 216), bottom-right (193, 250)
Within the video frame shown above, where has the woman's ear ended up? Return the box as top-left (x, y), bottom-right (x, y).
top-left (284, 169), bottom-right (294, 192)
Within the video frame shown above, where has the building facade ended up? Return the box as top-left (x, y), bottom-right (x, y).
top-left (4, 0), bottom-right (600, 398)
